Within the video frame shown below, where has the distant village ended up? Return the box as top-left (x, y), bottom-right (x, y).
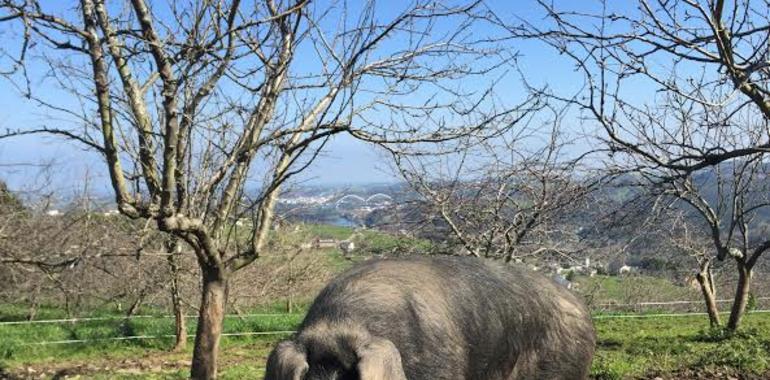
top-left (39, 186), bottom-right (705, 294)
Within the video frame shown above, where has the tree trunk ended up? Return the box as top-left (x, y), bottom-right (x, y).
top-left (26, 285), bottom-right (40, 321)
top-left (287, 259), bottom-right (294, 314)
top-left (695, 263), bottom-right (720, 327)
top-left (167, 242), bottom-right (187, 352)
top-left (126, 290), bottom-right (146, 317)
top-left (172, 290), bottom-right (187, 352)
top-left (727, 262), bottom-right (752, 331)
top-left (190, 267), bottom-right (227, 379)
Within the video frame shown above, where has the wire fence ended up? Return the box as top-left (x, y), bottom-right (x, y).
top-left (592, 309), bottom-right (770, 319)
top-left (15, 310), bottom-right (770, 346)
top-left (0, 313), bottom-right (301, 326)
top-left (20, 331), bottom-right (297, 346)
top-left (0, 312), bottom-right (302, 347)
top-left (3, 305), bottom-right (770, 347)
top-left (5, 298), bottom-right (770, 326)
top-left (592, 297), bottom-right (770, 313)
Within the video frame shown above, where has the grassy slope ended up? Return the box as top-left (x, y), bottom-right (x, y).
top-left (2, 225), bottom-right (768, 379)
top-left (580, 275), bottom-right (696, 302)
top-left (592, 313), bottom-right (770, 379)
top-left (2, 310), bottom-right (770, 379)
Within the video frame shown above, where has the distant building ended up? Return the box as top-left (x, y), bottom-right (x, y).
top-left (45, 209), bottom-right (61, 217)
top-left (556, 265), bottom-right (597, 277)
top-left (278, 195), bottom-right (334, 205)
top-left (313, 238), bottom-right (338, 249)
top-left (550, 257), bottom-right (598, 277)
top-left (608, 257), bottom-right (637, 276)
top-left (617, 265), bottom-right (633, 275)
top-left (339, 240), bottom-right (356, 255)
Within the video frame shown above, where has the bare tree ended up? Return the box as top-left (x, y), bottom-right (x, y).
top-left (567, 89), bottom-right (770, 329)
top-left (505, 0), bottom-right (770, 171)
top-left (227, 224), bottom-right (334, 314)
top-left (394, 106), bottom-right (594, 264)
top-left (0, 1), bottom-right (523, 377)
top-left (505, 0), bottom-right (770, 330)
top-left (0, 192), bottom-right (169, 317)
top-left (648, 155), bottom-right (770, 330)
top-left (664, 209), bottom-right (723, 327)
top-left (165, 237), bottom-right (188, 352)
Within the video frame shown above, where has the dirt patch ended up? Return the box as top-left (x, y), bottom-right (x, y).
top-left (643, 367), bottom-right (770, 379)
top-left (3, 353), bottom-right (187, 379)
top-left (1, 340), bottom-right (275, 379)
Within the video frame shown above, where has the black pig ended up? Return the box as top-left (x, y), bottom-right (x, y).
top-left (265, 255), bottom-right (595, 379)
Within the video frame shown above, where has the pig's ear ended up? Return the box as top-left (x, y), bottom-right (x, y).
top-left (356, 336), bottom-right (407, 380)
top-left (265, 341), bottom-right (309, 380)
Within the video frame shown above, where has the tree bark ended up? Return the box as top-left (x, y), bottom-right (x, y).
top-left (727, 262), bottom-right (752, 331)
top-left (695, 262), bottom-right (720, 327)
top-left (191, 266), bottom-right (227, 379)
top-left (167, 241), bottom-right (187, 352)
top-left (287, 259), bottom-right (294, 314)
top-left (26, 285), bottom-right (40, 321)
top-left (172, 286), bottom-right (187, 352)
top-left (126, 289), bottom-right (146, 317)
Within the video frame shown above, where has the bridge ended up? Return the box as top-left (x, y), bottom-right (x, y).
top-left (335, 193), bottom-right (393, 209)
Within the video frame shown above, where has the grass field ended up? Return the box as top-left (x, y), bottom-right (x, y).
top-left (2, 308), bottom-right (770, 379)
top-left (580, 275), bottom-right (697, 303)
top-left (592, 313), bottom-right (770, 379)
top-left (2, 224), bottom-right (768, 379)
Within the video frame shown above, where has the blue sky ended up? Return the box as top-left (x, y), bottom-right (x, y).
top-left (0, 0), bottom-right (643, 195)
